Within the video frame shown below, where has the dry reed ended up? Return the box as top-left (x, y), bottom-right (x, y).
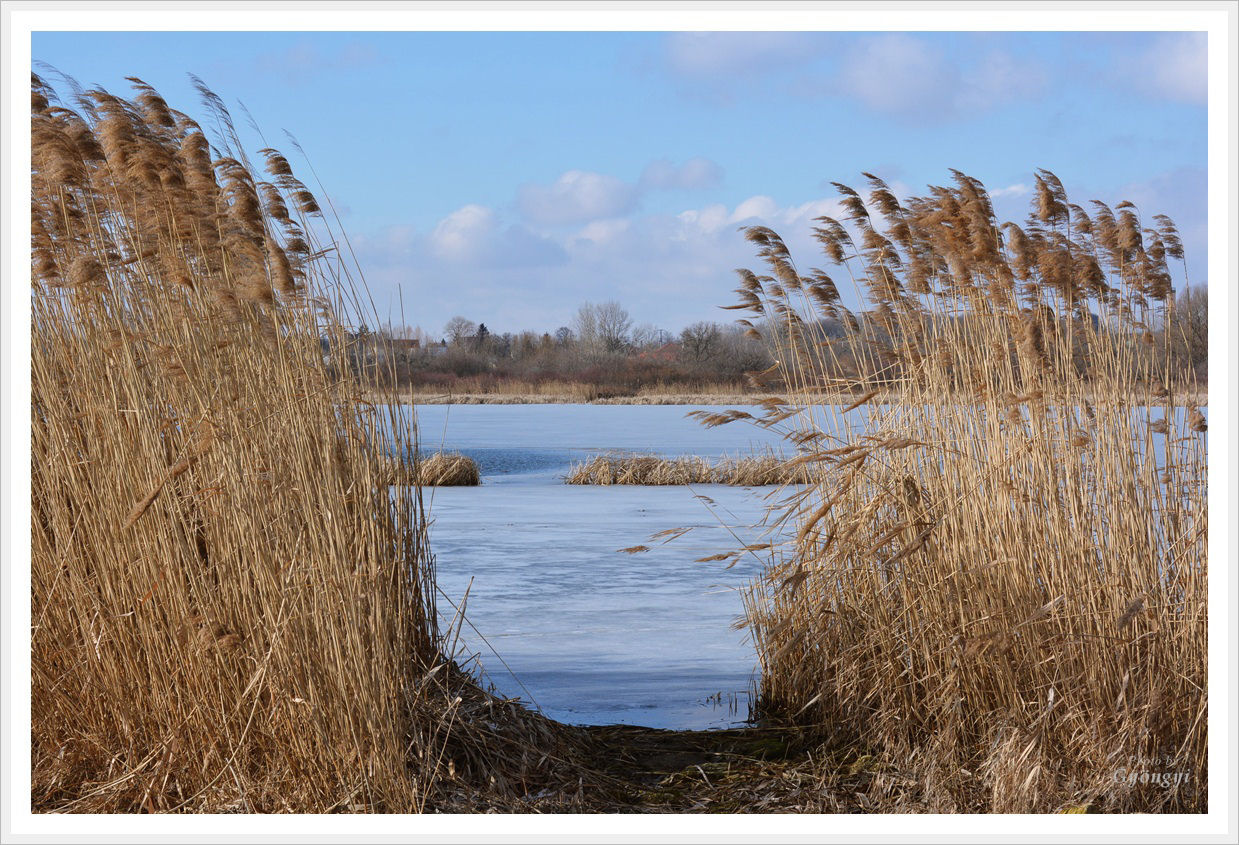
top-left (30, 72), bottom-right (1208, 814)
top-left (725, 169), bottom-right (1206, 813)
top-left (403, 452), bottom-right (481, 486)
top-left (27, 74), bottom-right (540, 813)
top-left (565, 453), bottom-right (810, 486)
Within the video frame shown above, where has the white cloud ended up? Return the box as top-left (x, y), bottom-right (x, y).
top-left (518, 159), bottom-right (723, 227)
top-left (961, 50), bottom-right (1047, 112)
top-left (724, 195), bottom-right (841, 229)
top-left (426, 203), bottom-right (565, 268)
top-left (825, 34), bottom-right (1046, 121)
top-left (776, 198), bottom-right (843, 227)
top-left (729, 195), bottom-right (779, 223)
top-left (664, 32), bottom-right (829, 79)
top-left (676, 203), bottom-right (730, 234)
top-left (640, 157), bottom-right (724, 191)
top-left (838, 34), bottom-right (955, 117)
top-left (1141, 33), bottom-right (1207, 104)
top-left (354, 193), bottom-right (853, 334)
top-left (989, 183), bottom-right (1032, 199)
top-left (430, 204), bottom-right (495, 260)
top-left (517, 170), bottom-right (638, 226)
top-left (255, 39), bottom-right (380, 84)
top-left (576, 217), bottom-right (631, 246)
top-left (548, 194), bottom-right (853, 328)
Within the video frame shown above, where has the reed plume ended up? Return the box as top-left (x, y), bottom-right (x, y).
top-left (725, 170), bottom-right (1206, 813)
top-left (29, 73), bottom-right (551, 813)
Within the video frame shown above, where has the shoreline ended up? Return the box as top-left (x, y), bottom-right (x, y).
top-left (366, 390), bottom-right (1209, 407)
top-left (374, 392), bottom-right (766, 405)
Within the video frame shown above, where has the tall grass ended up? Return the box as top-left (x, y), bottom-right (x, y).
top-left (28, 74), bottom-right (467, 812)
top-left (732, 170), bottom-right (1207, 812)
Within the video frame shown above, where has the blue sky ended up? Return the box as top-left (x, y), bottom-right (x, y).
top-left (32, 30), bottom-right (1208, 337)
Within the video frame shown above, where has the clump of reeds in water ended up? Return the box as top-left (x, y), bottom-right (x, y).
top-left (27, 73), bottom-right (543, 813)
top-left (389, 452), bottom-right (480, 486)
top-left (565, 453), bottom-right (810, 486)
top-left (418, 452), bottom-right (481, 485)
top-left (724, 170), bottom-right (1206, 812)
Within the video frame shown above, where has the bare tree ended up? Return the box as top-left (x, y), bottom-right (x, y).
top-left (444, 315), bottom-right (477, 345)
top-left (598, 302), bottom-right (632, 353)
top-left (1167, 285), bottom-right (1208, 382)
top-left (572, 304), bottom-right (599, 351)
top-left (709, 324), bottom-right (773, 380)
top-left (679, 321), bottom-right (722, 363)
top-left (574, 302), bottom-right (632, 356)
top-left (631, 323), bottom-right (667, 348)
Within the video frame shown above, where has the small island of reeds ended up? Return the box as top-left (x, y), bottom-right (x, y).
top-left (383, 452), bottom-right (480, 486)
top-left (565, 453), bottom-right (810, 486)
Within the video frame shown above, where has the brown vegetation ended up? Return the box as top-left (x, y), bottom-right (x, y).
top-left (397, 452), bottom-right (481, 486)
top-left (370, 378), bottom-right (756, 405)
top-left (361, 342), bottom-right (772, 402)
top-left (565, 453), bottom-right (811, 486)
top-left (725, 170), bottom-right (1207, 812)
top-left (28, 70), bottom-right (1208, 815)
top-left (389, 390), bottom-right (762, 406)
top-left (347, 297), bottom-right (774, 399)
top-left (355, 279), bottom-right (1204, 404)
top-left (27, 70), bottom-right (849, 818)
top-left (26, 74), bottom-right (563, 813)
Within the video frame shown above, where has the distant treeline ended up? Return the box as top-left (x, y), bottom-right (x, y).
top-left (341, 301), bottom-right (773, 395)
top-left (341, 287), bottom-right (1207, 396)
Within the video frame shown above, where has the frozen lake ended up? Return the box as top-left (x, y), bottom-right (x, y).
top-left (401, 401), bottom-right (1206, 730)
top-left (408, 404), bottom-right (794, 730)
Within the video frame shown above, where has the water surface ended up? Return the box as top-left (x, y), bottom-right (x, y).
top-left (410, 404), bottom-right (793, 730)
top-left (403, 401), bottom-right (1206, 729)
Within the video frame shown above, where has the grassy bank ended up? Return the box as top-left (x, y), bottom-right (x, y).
top-left (730, 171), bottom-right (1207, 812)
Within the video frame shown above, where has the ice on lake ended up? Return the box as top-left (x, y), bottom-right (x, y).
top-left (409, 404), bottom-right (794, 730)
top-left (401, 401), bottom-right (1206, 730)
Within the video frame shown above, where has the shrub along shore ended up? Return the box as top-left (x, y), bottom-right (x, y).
top-left (365, 387), bottom-right (1208, 407)
top-left (378, 390), bottom-right (767, 406)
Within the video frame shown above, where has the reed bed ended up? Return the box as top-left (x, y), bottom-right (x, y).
top-left (727, 170), bottom-right (1207, 813)
top-left (27, 74), bottom-right (577, 813)
top-left (565, 453), bottom-right (810, 486)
